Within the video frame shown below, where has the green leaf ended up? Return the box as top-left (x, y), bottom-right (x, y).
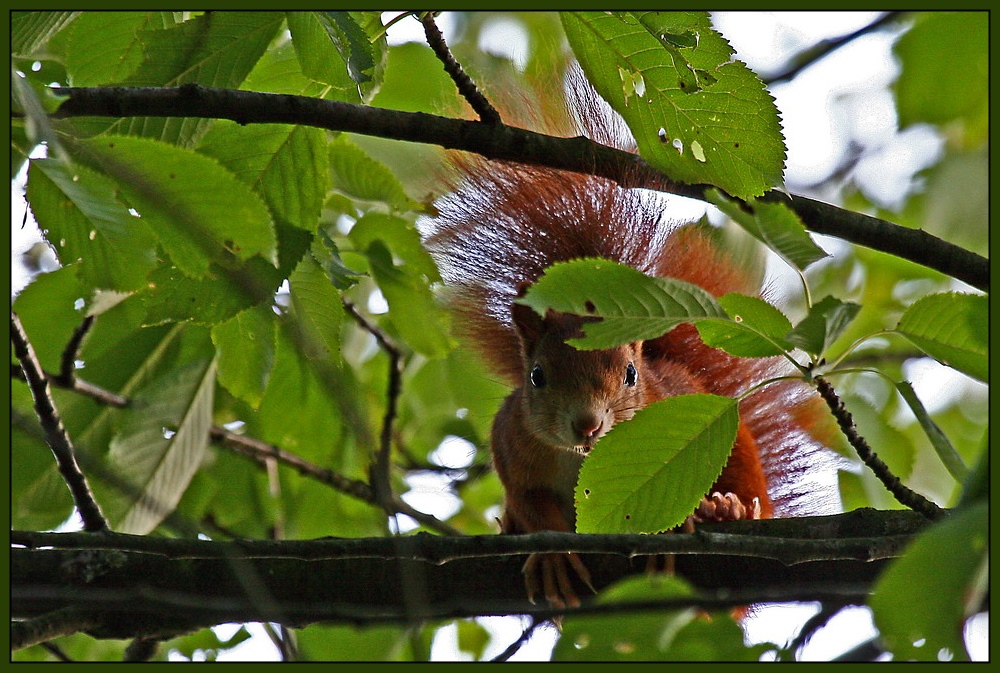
top-left (707, 190), bottom-right (828, 271)
top-left (894, 13), bottom-right (988, 138)
top-left (456, 620), bottom-right (491, 660)
top-left (348, 212), bottom-right (440, 283)
top-left (242, 36), bottom-right (353, 99)
top-left (138, 259), bottom-right (280, 326)
top-left (895, 292), bottom-right (987, 383)
top-left (329, 136), bottom-right (423, 212)
top-left (556, 574), bottom-right (766, 660)
top-left (286, 11), bottom-right (365, 92)
top-left (27, 158), bottom-right (157, 291)
top-left (363, 241), bottom-right (453, 358)
top-left (696, 292), bottom-right (794, 357)
top-left (12, 62), bottom-right (62, 153)
top-left (518, 258), bottom-right (726, 350)
top-left (169, 626), bottom-right (252, 661)
top-left (199, 122), bottom-right (329, 232)
top-left (370, 41), bottom-right (462, 114)
top-left (314, 11), bottom-right (387, 99)
top-left (295, 624), bottom-right (408, 661)
top-left (665, 610), bottom-right (775, 660)
top-left (12, 10), bottom-right (80, 57)
top-left (870, 501), bottom-right (987, 661)
top-left (252, 323), bottom-right (344, 459)
top-left (288, 252), bottom-right (344, 362)
top-left (108, 12), bottom-right (283, 146)
top-left (11, 264), bottom-right (90, 371)
top-left (786, 295), bottom-right (861, 357)
top-left (107, 357), bottom-right (217, 534)
top-left (72, 135), bottom-right (277, 278)
top-left (576, 394), bottom-right (738, 534)
top-left (562, 11), bottom-right (785, 199)
top-left (211, 303), bottom-right (276, 409)
top-left (63, 12), bottom-right (155, 85)
top-left (317, 231), bottom-right (366, 290)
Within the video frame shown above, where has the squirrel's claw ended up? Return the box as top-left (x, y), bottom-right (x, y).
top-left (523, 552), bottom-right (594, 611)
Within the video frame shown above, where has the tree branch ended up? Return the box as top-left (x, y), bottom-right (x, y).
top-left (11, 509), bottom-right (930, 643)
top-left (8, 318), bottom-right (459, 537)
top-left (815, 376), bottom-right (945, 521)
top-left (12, 508), bottom-right (927, 564)
top-left (10, 311), bottom-right (109, 533)
top-left (763, 12), bottom-right (907, 86)
top-left (420, 11), bottom-right (501, 124)
top-left (11, 607), bottom-right (105, 653)
top-left (51, 85), bottom-right (988, 292)
top-left (342, 298), bottom-right (404, 518)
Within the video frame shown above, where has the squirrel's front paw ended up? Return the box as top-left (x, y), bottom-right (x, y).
top-left (523, 552), bottom-right (595, 610)
top-left (691, 492), bottom-right (761, 523)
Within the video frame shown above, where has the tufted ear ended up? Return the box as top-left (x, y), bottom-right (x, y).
top-left (511, 302), bottom-right (545, 349)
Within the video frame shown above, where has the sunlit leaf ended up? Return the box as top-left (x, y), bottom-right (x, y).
top-left (896, 292), bottom-right (987, 383)
top-left (108, 357), bottom-right (217, 534)
top-left (563, 11), bottom-right (785, 198)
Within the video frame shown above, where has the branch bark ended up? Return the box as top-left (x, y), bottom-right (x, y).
top-left (51, 85), bottom-right (988, 292)
top-left (12, 509), bottom-right (930, 643)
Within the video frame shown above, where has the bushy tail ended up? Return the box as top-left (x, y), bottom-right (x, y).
top-left (423, 107), bottom-right (840, 516)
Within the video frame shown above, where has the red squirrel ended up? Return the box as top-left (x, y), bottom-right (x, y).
top-left (423, 103), bottom-right (836, 609)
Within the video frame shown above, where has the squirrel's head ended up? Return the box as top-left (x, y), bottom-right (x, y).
top-left (511, 303), bottom-right (646, 452)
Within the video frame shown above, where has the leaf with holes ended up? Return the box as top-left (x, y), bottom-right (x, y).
top-left (563, 11), bottom-right (785, 199)
top-left (517, 258), bottom-right (726, 349)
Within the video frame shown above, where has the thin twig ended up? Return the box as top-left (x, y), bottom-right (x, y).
top-left (421, 11), bottom-right (502, 125)
top-left (342, 298), bottom-right (404, 517)
top-left (10, 311), bottom-right (108, 533)
top-left (814, 376), bottom-right (944, 520)
top-left (787, 602), bottom-right (846, 658)
top-left (492, 617), bottom-right (544, 662)
top-left (12, 362), bottom-right (131, 408)
top-left (210, 425), bottom-right (460, 536)
top-left (53, 314), bottom-right (95, 387)
top-left (764, 12), bottom-right (907, 86)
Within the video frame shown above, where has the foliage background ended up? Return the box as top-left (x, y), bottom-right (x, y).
top-left (10, 10), bottom-right (988, 661)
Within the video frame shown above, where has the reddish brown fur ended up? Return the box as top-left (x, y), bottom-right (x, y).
top-left (422, 92), bottom-right (838, 605)
top-left (425, 156), bottom-right (835, 518)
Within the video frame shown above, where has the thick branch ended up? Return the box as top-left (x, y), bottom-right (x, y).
top-left (52, 85), bottom-right (988, 292)
top-left (11, 508), bottom-right (927, 564)
top-left (12, 509), bottom-right (928, 641)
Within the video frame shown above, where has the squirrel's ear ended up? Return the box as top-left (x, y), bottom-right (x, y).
top-left (512, 303), bottom-right (544, 345)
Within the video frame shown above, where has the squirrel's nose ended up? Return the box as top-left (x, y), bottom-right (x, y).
top-left (573, 413), bottom-right (604, 440)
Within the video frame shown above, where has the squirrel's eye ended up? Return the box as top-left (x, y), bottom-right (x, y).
top-left (530, 364), bottom-right (546, 388)
top-left (624, 362), bottom-right (637, 387)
